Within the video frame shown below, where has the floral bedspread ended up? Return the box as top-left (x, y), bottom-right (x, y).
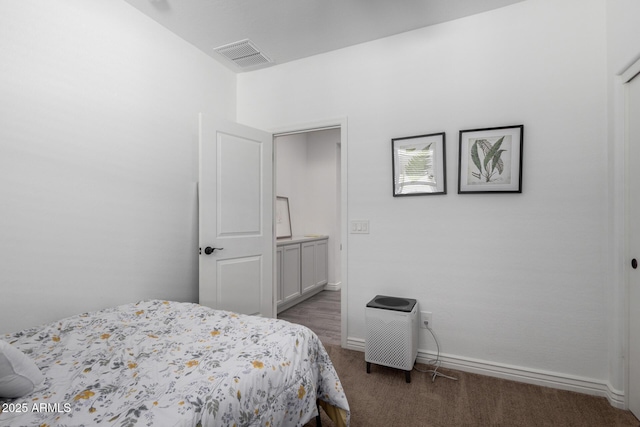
top-left (0, 300), bottom-right (349, 427)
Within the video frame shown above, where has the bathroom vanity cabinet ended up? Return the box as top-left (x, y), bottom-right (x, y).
top-left (276, 236), bottom-right (328, 313)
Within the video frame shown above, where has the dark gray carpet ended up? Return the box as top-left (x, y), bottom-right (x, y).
top-left (306, 345), bottom-right (640, 427)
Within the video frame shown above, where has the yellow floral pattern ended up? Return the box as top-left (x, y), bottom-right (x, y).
top-left (0, 300), bottom-right (350, 426)
top-left (73, 390), bottom-right (95, 401)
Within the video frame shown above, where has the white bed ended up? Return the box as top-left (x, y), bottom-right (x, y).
top-left (0, 300), bottom-right (349, 426)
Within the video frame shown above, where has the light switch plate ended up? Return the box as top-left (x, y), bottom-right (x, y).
top-left (350, 220), bottom-right (369, 234)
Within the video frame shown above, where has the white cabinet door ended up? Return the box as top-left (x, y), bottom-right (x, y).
top-left (315, 238), bottom-right (328, 286)
top-left (282, 244), bottom-right (301, 303)
top-left (276, 246), bottom-right (283, 305)
top-left (301, 241), bottom-right (316, 293)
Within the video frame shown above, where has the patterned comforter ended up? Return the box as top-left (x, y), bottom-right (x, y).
top-left (0, 300), bottom-right (350, 426)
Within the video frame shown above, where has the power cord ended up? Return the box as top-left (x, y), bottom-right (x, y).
top-left (413, 323), bottom-right (458, 382)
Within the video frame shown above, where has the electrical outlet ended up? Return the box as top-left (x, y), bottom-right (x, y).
top-left (420, 311), bottom-right (432, 329)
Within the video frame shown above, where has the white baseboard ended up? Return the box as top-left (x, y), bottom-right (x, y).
top-left (345, 337), bottom-right (625, 409)
top-left (323, 281), bottom-right (341, 291)
top-left (604, 383), bottom-right (626, 409)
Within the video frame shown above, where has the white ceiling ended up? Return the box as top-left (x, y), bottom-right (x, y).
top-left (124, 0), bottom-right (525, 73)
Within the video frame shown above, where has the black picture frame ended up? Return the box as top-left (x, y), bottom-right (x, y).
top-left (392, 132), bottom-right (447, 196)
top-left (458, 125), bottom-right (524, 194)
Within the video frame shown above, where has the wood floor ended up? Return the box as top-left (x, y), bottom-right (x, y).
top-left (278, 290), bottom-right (341, 346)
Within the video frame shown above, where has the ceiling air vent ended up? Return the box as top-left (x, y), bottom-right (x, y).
top-left (213, 39), bottom-right (271, 69)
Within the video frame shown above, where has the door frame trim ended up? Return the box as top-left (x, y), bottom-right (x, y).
top-left (271, 117), bottom-right (349, 348)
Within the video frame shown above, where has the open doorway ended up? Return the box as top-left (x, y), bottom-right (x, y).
top-left (273, 120), bottom-right (347, 348)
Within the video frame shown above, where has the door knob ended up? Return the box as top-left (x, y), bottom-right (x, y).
top-left (633, 258), bottom-right (638, 269)
top-left (204, 246), bottom-right (223, 255)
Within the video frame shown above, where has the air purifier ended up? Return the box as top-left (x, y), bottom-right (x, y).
top-left (365, 295), bottom-right (418, 383)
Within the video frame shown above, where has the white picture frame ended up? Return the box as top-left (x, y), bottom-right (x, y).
top-left (276, 196), bottom-right (292, 238)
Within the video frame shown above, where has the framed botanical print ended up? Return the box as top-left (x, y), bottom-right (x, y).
top-left (458, 125), bottom-right (523, 193)
top-left (392, 132), bottom-right (446, 196)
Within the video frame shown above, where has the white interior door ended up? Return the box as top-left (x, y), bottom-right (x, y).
top-left (627, 69), bottom-right (640, 418)
top-left (199, 115), bottom-right (273, 317)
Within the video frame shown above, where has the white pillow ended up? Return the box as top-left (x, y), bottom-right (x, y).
top-left (0, 340), bottom-right (44, 398)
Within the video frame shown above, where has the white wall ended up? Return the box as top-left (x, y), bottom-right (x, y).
top-left (275, 134), bottom-right (308, 236)
top-left (239, 0), bottom-right (611, 392)
top-left (0, 0), bottom-right (236, 333)
top-left (276, 129), bottom-right (341, 285)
